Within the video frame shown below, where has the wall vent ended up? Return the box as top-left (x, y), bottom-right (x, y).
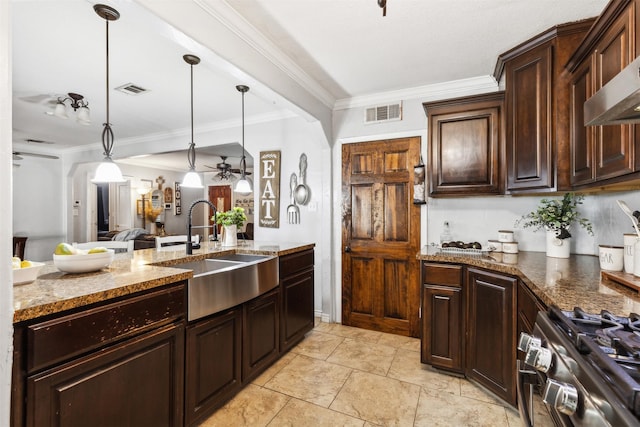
top-left (364, 101), bottom-right (402, 124)
top-left (115, 83), bottom-right (149, 96)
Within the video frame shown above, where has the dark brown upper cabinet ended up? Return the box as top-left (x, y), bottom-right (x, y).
top-left (423, 92), bottom-right (504, 197)
top-left (566, 0), bottom-right (639, 188)
top-left (495, 19), bottom-right (595, 193)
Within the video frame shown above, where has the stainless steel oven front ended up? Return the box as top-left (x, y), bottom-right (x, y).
top-left (517, 308), bottom-right (640, 427)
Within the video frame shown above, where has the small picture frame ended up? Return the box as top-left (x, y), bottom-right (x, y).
top-left (413, 163), bottom-right (426, 205)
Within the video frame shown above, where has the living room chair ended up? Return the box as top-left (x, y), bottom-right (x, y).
top-left (155, 235), bottom-right (189, 251)
top-left (74, 240), bottom-right (134, 253)
top-left (13, 236), bottom-right (27, 259)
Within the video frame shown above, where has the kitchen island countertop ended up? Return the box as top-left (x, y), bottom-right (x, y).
top-left (13, 241), bottom-right (314, 323)
top-left (418, 246), bottom-right (640, 316)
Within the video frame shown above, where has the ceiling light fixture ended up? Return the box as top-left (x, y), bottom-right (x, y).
top-left (181, 54), bottom-right (204, 188)
top-left (234, 85), bottom-right (252, 195)
top-left (50, 93), bottom-right (91, 125)
top-left (91, 4), bottom-right (124, 183)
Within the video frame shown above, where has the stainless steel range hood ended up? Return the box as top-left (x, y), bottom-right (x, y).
top-left (585, 55), bottom-right (640, 126)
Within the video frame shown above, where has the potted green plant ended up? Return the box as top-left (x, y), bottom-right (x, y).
top-left (515, 193), bottom-right (593, 258)
top-left (213, 207), bottom-right (247, 246)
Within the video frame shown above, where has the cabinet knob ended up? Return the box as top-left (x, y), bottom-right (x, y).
top-left (344, 246), bottom-right (351, 253)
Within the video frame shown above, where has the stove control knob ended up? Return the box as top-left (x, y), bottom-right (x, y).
top-left (517, 333), bottom-right (541, 353)
top-left (524, 346), bottom-right (552, 372)
top-left (543, 379), bottom-right (578, 415)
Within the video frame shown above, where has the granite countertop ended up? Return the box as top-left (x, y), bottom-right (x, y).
top-left (13, 241), bottom-right (314, 323)
top-left (418, 246), bottom-right (640, 317)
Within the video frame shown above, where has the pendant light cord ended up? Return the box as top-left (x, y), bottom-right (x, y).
top-left (102, 13), bottom-right (114, 158)
top-left (187, 61), bottom-right (196, 170)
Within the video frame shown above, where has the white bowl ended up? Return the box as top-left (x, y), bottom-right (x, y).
top-left (13, 262), bottom-right (45, 284)
top-left (53, 250), bottom-right (115, 273)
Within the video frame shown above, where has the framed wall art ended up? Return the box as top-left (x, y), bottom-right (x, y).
top-left (258, 150), bottom-right (281, 228)
top-left (174, 182), bottom-right (182, 215)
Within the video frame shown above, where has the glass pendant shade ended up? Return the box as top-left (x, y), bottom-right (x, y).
top-left (92, 158), bottom-right (125, 183)
top-left (234, 84), bottom-right (252, 194)
top-left (54, 102), bottom-right (68, 119)
top-left (182, 169), bottom-right (203, 188)
top-left (235, 177), bottom-right (251, 194)
top-left (76, 106), bottom-right (91, 125)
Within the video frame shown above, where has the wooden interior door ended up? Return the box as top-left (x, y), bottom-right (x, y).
top-left (208, 185), bottom-right (231, 233)
top-left (341, 137), bottom-right (422, 337)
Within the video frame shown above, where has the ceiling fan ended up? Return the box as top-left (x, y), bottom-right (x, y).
top-left (205, 156), bottom-right (252, 181)
top-left (13, 151), bottom-right (60, 161)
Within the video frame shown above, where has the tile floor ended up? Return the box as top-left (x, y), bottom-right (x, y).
top-left (199, 319), bottom-right (550, 426)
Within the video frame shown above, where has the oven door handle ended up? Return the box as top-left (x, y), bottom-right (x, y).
top-left (517, 359), bottom-right (539, 427)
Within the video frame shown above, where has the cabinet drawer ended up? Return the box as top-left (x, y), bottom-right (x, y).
top-left (279, 249), bottom-right (314, 277)
top-left (27, 284), bottom-right (185, 373)
top-left (422, 263), bottom-right (462, 287)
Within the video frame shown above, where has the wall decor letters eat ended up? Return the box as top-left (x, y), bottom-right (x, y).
top-left (259, 150), bottom-right (281, 228)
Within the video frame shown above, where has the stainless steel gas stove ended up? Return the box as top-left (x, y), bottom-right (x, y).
top-left (518, 305), bottom-right (640, 426)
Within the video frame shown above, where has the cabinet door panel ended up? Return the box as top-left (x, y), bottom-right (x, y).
top-left (466, 268), bottom-right (516, 405)
top-left (425, 93), bottom-right (503, 196)
top-left (506, 44), bottom-right (552, 191)
top-left (421, 284), bottom-right (463, 372)
top-left (281, 268), bottom-right (314, 352)
top-left (243, 289), bottom-right (280, 382)
top-left (185, 309), bottom-right (242, 426)
top-left (570, 58), bottom-right (595, 185)
top-left (594, 7), bottom-right (634, 180)
top-left (28, 323), bottom-right (184, 427)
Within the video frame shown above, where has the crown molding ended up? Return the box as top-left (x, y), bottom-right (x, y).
top-left (333, 75), bottom-right (499, 110)
top-left (196, 0), bottom-right (336, 109)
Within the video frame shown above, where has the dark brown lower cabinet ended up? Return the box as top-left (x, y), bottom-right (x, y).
top-left (421, 284), bottom-right (463, 372)
top-left (466, 267), bottom-right (517, 406)
top-left (280, 249), bottom-right (315, 352)
top-left (27, 322), bottom-right (184, 427)
top-left (185, 308), bottom-right (242, 427)
top-left (13, 284), bottom-right (186, 427)
top-left (243, 288), bottom-right (280, 382)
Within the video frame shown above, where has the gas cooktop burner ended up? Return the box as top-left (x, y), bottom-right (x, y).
top-left (555, 307), bottom-right (640, 358)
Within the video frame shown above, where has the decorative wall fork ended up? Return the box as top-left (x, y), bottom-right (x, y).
top-left (287, 173), bottom-right (300, 224)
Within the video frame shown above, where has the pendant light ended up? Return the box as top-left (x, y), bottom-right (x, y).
top-left (91, 4), bottom-right (125, 183)
top-left (234, 85), bottom-right (252, 194)
top-left (181, 54), bottom-right (204, 188)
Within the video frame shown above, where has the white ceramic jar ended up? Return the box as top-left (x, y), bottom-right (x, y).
top-left (624, 234), bottom-right (639, 274)
top-left (498, 230), bottom-right (514, 242)
top-left (503, 241), bottom-right (519, 254)
top-left (488, 240), bottom-right (503, 252)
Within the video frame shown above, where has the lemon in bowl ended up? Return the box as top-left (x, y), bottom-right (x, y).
top-left (12, 258), bottom-right (45, 284)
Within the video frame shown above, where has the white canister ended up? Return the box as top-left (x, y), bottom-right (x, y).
top-left (624, 234), bottom-right (639, 273)
top-left (498, 230), bottom-right (514, 242)
top-left (634, 242), bottom-right (640, 277)
top-left (502, 253), bottom-right (519, 264)
top-left (503, 241), bottom-right (519, 254)
top-left (599, 245), bottom-right (624, 272)
top-left (488, 240), bottom-right (503, 252)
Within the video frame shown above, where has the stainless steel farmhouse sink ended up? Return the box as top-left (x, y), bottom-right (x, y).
top-left (177, 254), bottom-right (278, 321)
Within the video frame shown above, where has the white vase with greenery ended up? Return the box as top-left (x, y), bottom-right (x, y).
top-left (214, 207), bottom-right (247, 247)
top-left (516, 193), bottom-right (593, 258)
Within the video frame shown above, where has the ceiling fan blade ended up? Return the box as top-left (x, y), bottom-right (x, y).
top-left (13, 151), bottom-right (59, 160)
top-left (25, 138), bottom-right (55, 144)
top-left (230, 168), bottom-right (252, 175)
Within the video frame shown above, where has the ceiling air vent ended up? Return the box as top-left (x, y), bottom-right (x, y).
top-left (364, 101), bottom-right (402, 124)
top-left (115, 83), bottom-right (149, 96)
